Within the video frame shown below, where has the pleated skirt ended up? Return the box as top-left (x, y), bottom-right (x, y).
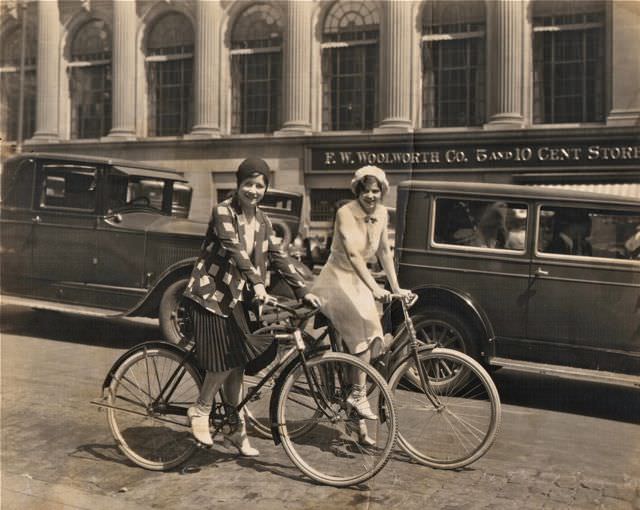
top-left (186, 298), bottom-right (271, 373)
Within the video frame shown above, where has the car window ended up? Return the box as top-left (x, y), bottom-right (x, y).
top-left (433, 198), bottom-right (528, 252)
top-left (537, 206), bottom-right (640, 261)
top-left (39, 164), bottom-right (97, 212)
top-left (172, 182), bottom-right (192, 218)
top-left (107, 175), bottom-right (166, 213)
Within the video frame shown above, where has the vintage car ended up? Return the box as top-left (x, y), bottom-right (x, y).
top-left (392, 180), bottom-right (640, 387)
top-left (0, 152), bottom-right (308, 343)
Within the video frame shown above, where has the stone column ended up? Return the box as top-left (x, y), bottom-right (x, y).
top-left (189, 0), bottom-right (221, 137)
top-left (376, 0), bottom-right (413, 132)
top-left (106, 0), bottom-right (137, 139)
top-left (607, 1), bottom-right (640, 125)
top-left (31, 0), bottom-right (60, 142)
top-left (486, 0), bottom-right (526, 128)
top-left (276, 0), bottom-right (313, 135)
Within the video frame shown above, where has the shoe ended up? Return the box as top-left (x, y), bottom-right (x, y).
top-left (358, 419), bottom-right (376, 447)
top-left (223, 431), bottom-right (260, 457)
top-left (346, 384), bottom-right (378, 421)
top-left (188, 406), bottom-right (213, 446)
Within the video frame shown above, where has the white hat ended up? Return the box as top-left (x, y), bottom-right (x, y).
top-left (350, 165), bottom-right (389, 195)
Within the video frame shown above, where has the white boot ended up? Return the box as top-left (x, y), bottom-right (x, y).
top-left (346, 384), bottom-right (378, 421)
top-left (223, 415), bottom-right (259, 457)
top-left (187, 406), bottom-right (213, 446)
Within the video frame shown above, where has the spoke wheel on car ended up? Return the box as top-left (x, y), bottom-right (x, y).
top-left (402, 307), bottom-right (478, 390)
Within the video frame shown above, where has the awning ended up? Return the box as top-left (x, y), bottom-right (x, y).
top-left (533, 183), bottom-right (640, 201)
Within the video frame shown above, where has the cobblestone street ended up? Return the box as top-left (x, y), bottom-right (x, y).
top-left (2, 306), bottom-right (639, 510)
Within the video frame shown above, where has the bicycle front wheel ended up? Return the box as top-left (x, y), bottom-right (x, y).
top-left (388, 347), bottom-right (501, 469)
top-left (276, 352), bottom-right (397, 487)
top-left (106, 346), bottom-right (202, 470)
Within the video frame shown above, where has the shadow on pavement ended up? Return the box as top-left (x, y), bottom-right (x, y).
top-left (1, 305), bottom-right (160, 349)
top-left (492, 368), bottom-right (640, 424)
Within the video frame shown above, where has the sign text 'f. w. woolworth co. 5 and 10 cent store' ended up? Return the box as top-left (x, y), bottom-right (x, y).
top-left (308, 137), bottom-right (640, 172)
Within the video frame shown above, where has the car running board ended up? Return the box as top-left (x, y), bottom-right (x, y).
top-left (1, 294), bottom-right (125, 318)
top-left (489, 357), bottom-right (640, 389)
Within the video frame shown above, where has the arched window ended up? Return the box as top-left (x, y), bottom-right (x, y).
top-left (321, 1), bottom-right (379, 131)
top-left (533, 0), bottom-right (605, 123)
top-left (230, 4), bottom-right (283, 134)
top-left (68, 19), bottom-right (112, 139)
top-left (0, 22), bottom-right (36, 142)
top-left (421, 0), bottom-right (486, 127)
top-left (146, 12), bottom-right (194, 136)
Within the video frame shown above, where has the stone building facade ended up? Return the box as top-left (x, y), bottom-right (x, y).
top-left (1, 0), bottom-right (638, 231)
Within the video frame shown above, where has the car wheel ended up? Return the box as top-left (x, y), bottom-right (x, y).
top-left (403, 307), bottom-right (480, 391)
top-left (158, 278), bottom-right (192, 345)
top-left (409, 306), bottom-right (478, 357)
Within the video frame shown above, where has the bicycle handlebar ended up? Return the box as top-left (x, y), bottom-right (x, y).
top-left (388, 292), bottom-right (419, 308)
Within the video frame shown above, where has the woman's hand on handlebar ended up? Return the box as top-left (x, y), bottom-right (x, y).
top-left (254, 284), bottom-right (278, 306)
top-left (391, 289), bottom-right (418, 307)
top-left (303, 292), bottom-right (323, 308)
top-left (372, 287), bottom-right (392, 303)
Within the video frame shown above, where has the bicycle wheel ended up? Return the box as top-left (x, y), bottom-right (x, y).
top-left (244, 328), bottom-right (324, 440)
top-left (388, 347), bottom-right (501, 469)
top-left (276, 352), bottom-right (396, 487)
top-left (106, 346), bottom-right (202, 470)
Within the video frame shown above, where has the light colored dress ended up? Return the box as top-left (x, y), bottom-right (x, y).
top-left (311, 200), bottom-right (388, 354)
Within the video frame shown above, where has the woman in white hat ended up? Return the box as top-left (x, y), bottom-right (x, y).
top-left (311, 165), bottom-right (412, 444)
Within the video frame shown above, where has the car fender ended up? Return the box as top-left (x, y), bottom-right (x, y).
top-left (101, 340), bottom-right (202, 392)
top-left (382, 284), bottom-right (495, 357)
top-left (124, 258), bottom-right (198, 318)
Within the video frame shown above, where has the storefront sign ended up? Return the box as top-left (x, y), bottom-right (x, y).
top-left (309, 140), bottom-right (640, 171)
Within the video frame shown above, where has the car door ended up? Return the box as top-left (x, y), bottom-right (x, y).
top-left (0, 157), bottom-right (37, 295)
top-left (526, 203), bottom-right (640, 374)
top-left (31, 161), bottom-right (98, 296)
top-left (413, 195), bottom-right (532, 353)
top-left (94, 170), bottom-right (163, 291)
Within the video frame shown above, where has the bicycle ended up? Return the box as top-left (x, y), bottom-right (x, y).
top-left (246, 294), bottom-right (502, 470)
top-left (92, 301), bottom-right (397, 487)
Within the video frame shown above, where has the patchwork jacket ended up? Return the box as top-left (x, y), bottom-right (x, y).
top-left (183, 195), bottom-right (308, 318)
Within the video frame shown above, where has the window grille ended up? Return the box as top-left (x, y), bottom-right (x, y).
top-left (533, 1), bottom-right (605, 123)
top-left (321, 1), bottom-right (379, 131)
top-left (310, 189), bottom-right (353, 222)
top-left (421, 0), bottom-right (485, 127)
top-left (68, 19), bottom-right (112, 139)
top-left (0, 24), bottom-right (36, 141)
top-left (230, 4), bottom-right (283, 134)
top-left (146, 12), bottom-right (194, 136)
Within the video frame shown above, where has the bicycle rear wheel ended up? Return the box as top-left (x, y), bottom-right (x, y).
top-left (106, 346), bottom-right (202, 470)
top-left (388, 347), bottom-right (501, 469)
top-left (276, 352), bottom-right (396, 487)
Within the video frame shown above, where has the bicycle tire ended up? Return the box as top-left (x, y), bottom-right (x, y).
top-left (276, 352), bottom-right (397, 487)
top-left (388, 347), bottom-right (501, 469)
top-left (106, 346), bottom-right (202, 470)
top-left (244, 327), bottom-right (324, 440)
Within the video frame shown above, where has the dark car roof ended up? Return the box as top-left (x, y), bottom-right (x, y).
top-left (398, 180), bottom-right (640, 207)
top-left (6, 152), bottom-right (186, 181)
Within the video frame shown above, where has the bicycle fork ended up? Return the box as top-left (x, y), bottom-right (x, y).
top-left (400, 301), bottom-right (444, 411)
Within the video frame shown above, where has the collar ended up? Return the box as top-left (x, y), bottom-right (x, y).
top-left (348, 199), bottom-right (385, 221)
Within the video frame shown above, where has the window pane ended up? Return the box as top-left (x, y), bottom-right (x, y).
top-left (434, 198), bottom-right (527, 251)
top-left (532, 1), bottom-right (604, 123)
top-left (310, 189), bottom-right (353, 222)
top-left (538, 206), bottom-right (640, 260)
top-left (421, 0), bottom-right (485, 127)
top-left (40, 166), bottom-right (97, 211)
top-left (322, 2), bottom-right (379, 131)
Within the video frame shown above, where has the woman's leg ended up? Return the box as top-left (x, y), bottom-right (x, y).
top-left (221, 367), bottom-right (259, 456)
top-left (189, 369), bottom-right (232, 445)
